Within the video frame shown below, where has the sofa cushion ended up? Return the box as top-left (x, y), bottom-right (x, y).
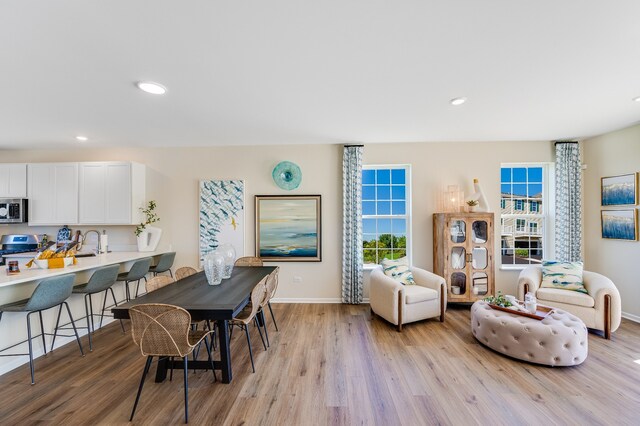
top-left (540, 260), bottom-right (587, 294)
top-left (536, 288), bottom-right (595, 308)
top-left (404, 285), bottom-right (438, 304)
top-left (381, 257), bottom-right (415, 285)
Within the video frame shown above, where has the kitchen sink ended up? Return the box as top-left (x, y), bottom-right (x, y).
top-left (75, 252), bottom-right (97, 258)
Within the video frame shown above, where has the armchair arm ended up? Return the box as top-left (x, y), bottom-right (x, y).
top-left (583, 270), bottom-right (622, 333)
top-left (517, 265), bottom-right (542, 300)
top-left (410, 266), bottom-right (447, 307)
top-left (369, 267), bottom-right (403, 325)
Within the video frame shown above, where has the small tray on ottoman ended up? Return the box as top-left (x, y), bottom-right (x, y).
top-left (488, 303), bottom-right (554, 321)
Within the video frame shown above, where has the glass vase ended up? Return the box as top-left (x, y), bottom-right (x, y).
top-left (204, 251), bottom-right (224, 285)
top-left (218, 243), bottom-right (236, 279)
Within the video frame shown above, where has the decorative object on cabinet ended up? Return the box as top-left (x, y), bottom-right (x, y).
top-left (433, 212), bottom-right (495, 303)
top-left (438, 185), bottom-right (464, 212)
top-left (465, 178), bottom-right (491, 212)
top-left (601, 173), bottom-right (637, 206)
top-left (199, 180), bottom-right (245, 264)
top-left (272, 161), bottom-right (302, 190)
top-left (466, 199), bottom-right (478, 212)
top-left (601, 209), bottom-right (637, 241)
top-left (255, 195), bottom-right (321, 261)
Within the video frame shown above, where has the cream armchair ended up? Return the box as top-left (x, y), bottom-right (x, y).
top-left (369, 265), bottom-right (446, 331)
top-left (518, 265), bottom-right (621, 339)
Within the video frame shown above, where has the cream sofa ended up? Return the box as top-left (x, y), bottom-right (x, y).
top-left (517, 265), bottom-right (621, 339)
top-left (369, 265), bottom-right (446, 331)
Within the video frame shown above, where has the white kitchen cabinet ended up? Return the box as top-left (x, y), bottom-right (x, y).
top-left (79, 162), bottom-right (145, 225)
top-left (27, 163), bottom-right (79, 225)
top-left (0, 163), bottom-right (27, 198)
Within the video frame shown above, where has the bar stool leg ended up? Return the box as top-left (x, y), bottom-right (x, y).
top-left (98, 289), bottom-right (108, 330)
top-left (88, 294), bottom-right (95, 333)
top-left (108, 287), bottom-right (126, 333)
top-left (84, 294), bottom-right (93, 351)
top-left (50, 304), bottom-right (64, 351)
top-left (37, 311), bottom-right (47, 355)
top-left (26, 312), bottom-right (36, 385)
top-left (64, 302), bottom-right (84, 356)
top-left (135, 279), bottom-right (141, 298)
top-left (125, 280), bottom-right (130, 302)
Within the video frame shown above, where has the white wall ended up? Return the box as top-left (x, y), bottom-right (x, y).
top-left (1, 140), bottom-right (554, 301)
top-left (583, 124), bottom-right (640, 320)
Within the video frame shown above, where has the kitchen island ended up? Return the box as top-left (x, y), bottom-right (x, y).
top-left (0, 250), bottom-right (171, 376)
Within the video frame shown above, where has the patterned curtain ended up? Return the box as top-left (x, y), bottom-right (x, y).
top-left (555, 142), bottom-right (582, 262)
top-left (342, 145), bottom-right (364, 304)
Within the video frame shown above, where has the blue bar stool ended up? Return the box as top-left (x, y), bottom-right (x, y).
top-left (149, 252), bottom-right (176, 278)
top-left (67, 264), bottom-right (122, 351)
top-left (0, 274), bottom-right (84, 384)
top-left (116, 257), bottom-right (152, 301)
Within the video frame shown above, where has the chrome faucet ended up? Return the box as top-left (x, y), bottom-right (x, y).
top-left (82, 230), bottom-right (101, 253)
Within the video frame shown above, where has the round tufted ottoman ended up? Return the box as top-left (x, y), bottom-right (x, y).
top-left (471, 301), bottom-right (588, 366)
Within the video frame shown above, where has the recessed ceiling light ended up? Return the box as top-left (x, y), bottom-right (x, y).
top-left (450, 97), bottom-right (467, 106)
top-left (136, 81), bottom-right (167, 95)
top-left (76, 136), bottom-right (88, 142)
top-left (633, 96), bottom-right (640, 102)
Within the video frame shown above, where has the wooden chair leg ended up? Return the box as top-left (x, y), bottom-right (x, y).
top-left (397, 291), bottom-right (403, 332)
top-left (604, 294), bottom-right (611, 339)
top-left (440, 283), bottom-right (445, 322)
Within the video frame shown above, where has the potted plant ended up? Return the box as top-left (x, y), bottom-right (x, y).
top-left (466, 199), bottom-right (479, 212)
top-left (135, 200), bottom-right (162, 252)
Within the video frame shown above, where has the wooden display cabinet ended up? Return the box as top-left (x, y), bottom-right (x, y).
top-left (433, 212), bottom-right (495, 303)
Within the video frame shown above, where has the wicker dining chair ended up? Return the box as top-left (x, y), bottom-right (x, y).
top-left (257, 267), bottom-right (280, 348)
top-left (129, 304), bottom-right (216, 423)
top-left (229, 277), bottom-right (268, 373)
top-left (145, 276), bottom-right (175, 293)
top-left (234, 256), bottom-right (263, 267)
top-left (175, 267), bottom-right (198, 281)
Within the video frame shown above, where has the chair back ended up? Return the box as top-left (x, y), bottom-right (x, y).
top-left (84, 264), bottom-right (120, 294)
top-left (153, 252), bottom-right (176, 273)
top-left (25, 274), bottom-right (76, 312)
top-left (124, 257), bottom-right (153, 281)
top-left (235, 256), bottom-right (263, 267)
top-left (146, 276), bottom-right (175, 293)
top-left (129, 304), bottom-right (193, 357)
top-left (245, 277), bottom-right (268, 321)
top-left (261, 268), bottom-right (279, 307)
top-left (175, 266), bottom-right (198, 281)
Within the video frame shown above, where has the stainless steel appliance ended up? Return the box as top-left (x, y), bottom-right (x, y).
top-left (0, 199), bottom-right (28, 223)
top-left (0, 234), bottom-right (39, 265)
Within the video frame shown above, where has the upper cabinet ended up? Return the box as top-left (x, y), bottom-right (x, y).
top-left (0, 164), bottom-right (27, 198)
top-left (28, 163), bottom-right (79, 225)
top-left (78, 162), bottom-right (145, 224)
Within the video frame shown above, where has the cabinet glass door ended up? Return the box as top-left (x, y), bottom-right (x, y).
top-left (450, 220), bottom-right (466, 243)
top-left (472, 247), bottom-right (488, 269)
top-left (471, 220), bottom-right (487, 244)
top-left (472, 272), bottom-right (489, 296)
top-left (451, 272), bottom-right (466, 295)
top-left (451, 247), bottom-right (466, 269)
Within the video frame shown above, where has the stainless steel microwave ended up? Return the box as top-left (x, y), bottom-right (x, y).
top-left (0, 199), bottom-right (28, 223)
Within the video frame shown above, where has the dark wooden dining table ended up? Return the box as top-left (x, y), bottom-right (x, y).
top-left (112, 266), bottom-right (276, 383)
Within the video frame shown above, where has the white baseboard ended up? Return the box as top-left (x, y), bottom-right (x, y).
top-left (622, 311), bottom-right (640, 323)
top-left (271, 298), bottom-right (370, 304)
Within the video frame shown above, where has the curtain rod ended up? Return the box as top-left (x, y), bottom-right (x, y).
top-left (554, 141), bottom-right (579, 145)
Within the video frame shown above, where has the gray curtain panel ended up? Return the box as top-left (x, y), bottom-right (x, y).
top-left (555, 142), bottom-right (582, 262)
top-left (342, 145), bottom-right (364, 304)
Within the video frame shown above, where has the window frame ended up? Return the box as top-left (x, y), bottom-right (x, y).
top-left (362, 164), bottom-right (412, 268)
top-left (500, 162), bottom-right (555, 270)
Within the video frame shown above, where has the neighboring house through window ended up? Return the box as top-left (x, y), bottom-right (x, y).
top-left (500, 163), bottom-right (553, 268)
top-left (362, 165), bottom-right (411, 265)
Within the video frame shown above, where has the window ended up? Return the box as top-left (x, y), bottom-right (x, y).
top-left (362, 165), bottom-right (410, 265)
top-left (500, 164), bottom-right (552, 268)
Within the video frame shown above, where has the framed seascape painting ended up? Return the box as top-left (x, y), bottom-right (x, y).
top-left (255, 195), bottom-right (321, 262)
top-left (601, 173), bottom-right (637, 206)
top-left (601, 209), bottom-right (637, 241)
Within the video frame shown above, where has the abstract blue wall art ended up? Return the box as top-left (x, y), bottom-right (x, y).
top-left (255, 195), bottom-right (321, 261)
top-left (601, 209), bottom-right (637, 241)
top-left (601, 173), bottom-right (637, 206)
top-left (199, 180), bottom-right (245, 263)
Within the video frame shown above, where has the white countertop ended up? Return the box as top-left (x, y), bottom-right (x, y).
top-left (0, 250), bottom-right (168, 288)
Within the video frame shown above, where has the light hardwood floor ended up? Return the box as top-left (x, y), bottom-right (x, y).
top-left (0, 304), bottom-right (639, 425)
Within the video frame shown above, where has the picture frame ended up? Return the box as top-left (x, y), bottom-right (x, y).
top-left (255, 195), bottom-right (322, 262)
top-left (601, 209), bottom-right (637, 241)
top-left (601, 173), bottom-right (637, 206)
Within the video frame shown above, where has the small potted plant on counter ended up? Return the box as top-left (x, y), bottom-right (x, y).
top-left (466, 199), bottom-right (479, 212)
top-left (135, 200), bottom-right (162, 252)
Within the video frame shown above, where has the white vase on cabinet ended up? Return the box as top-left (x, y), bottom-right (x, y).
top-left (137, 226), bottom-right (162, 252)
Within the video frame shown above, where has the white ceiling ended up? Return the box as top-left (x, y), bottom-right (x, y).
top-left (1, 1), bottom-right (640, 149)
